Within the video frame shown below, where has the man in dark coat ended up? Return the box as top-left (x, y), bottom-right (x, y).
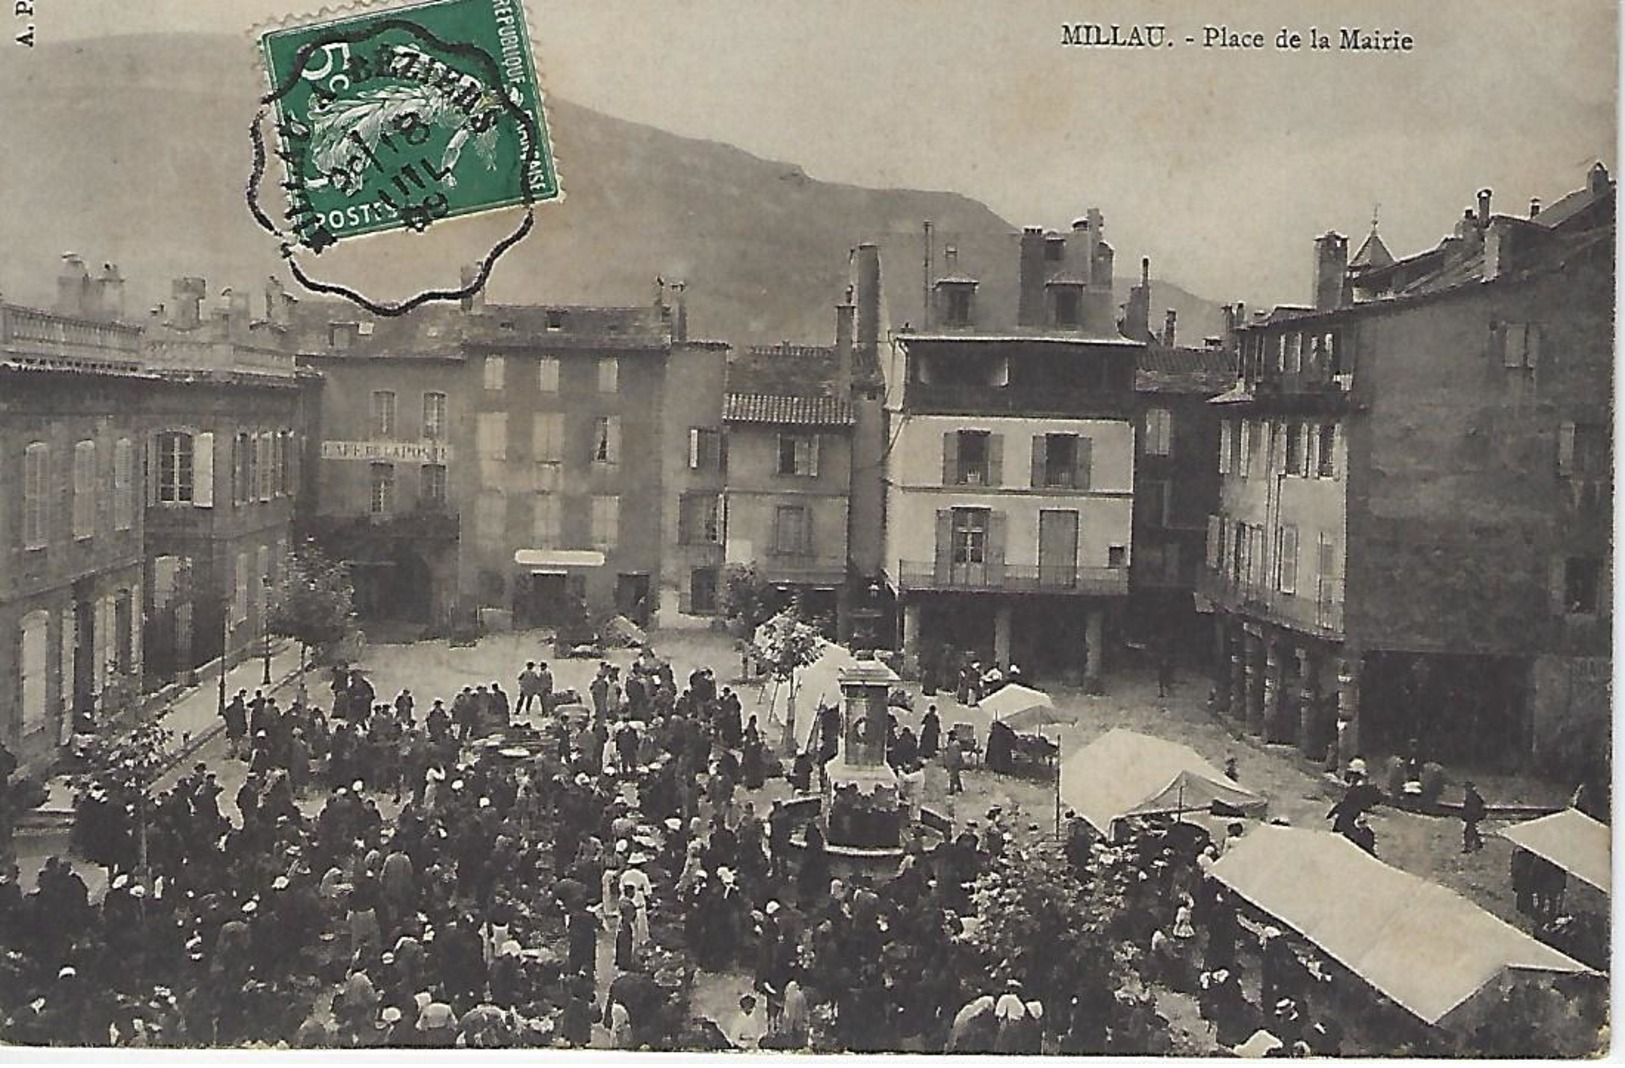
top-left (1460, 780), bottom-right (1487, 853)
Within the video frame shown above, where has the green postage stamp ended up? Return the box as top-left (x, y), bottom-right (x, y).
top-left (258, 0), bottom-right (560, 251)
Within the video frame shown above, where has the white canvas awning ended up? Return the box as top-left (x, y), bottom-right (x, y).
top-left (1061, 728), bottom-right (1267, 834)
top-left (1499, 808), bottom-right (1610, 894)
top-left (514, 549), bottom-right (606, 569)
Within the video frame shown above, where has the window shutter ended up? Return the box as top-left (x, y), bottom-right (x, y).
top-left (719, 432), bottom-right (729, 474)
top-left (1074, 437), bottom-right (1092, 491)
top-left (146, 436), bottom-right (159, 505)
top-left (802, 508), bottom-right (814, 554)
top-left (1526, 325), bottom-right (1542, 367)
top-left (942, 432), bottom-right (959, 485)
top-left (987, 511), bottom-right (1008, 576)
top-left (809, 434), bottom-right (821, 478)
top-left (677, 495), bottom-right (692, 544)
top-left (606, 417), bottom-right (621, 464)
top-left (194, 432), bottom-right (215, 508)
top-left (987, 434), bottom-right (1004, 487)
top-left (1503, 323), bottom-right (1527, 368)
top-left (688, 428), bottom-right (700, 470)
top-left (1207, 515), bottom-right (1222, 570)
top-left (934, 509), bottom-right (953, 580)
top-left (1558, 422), bottom-right (1577, 476)
top-left (1219, 421), bottom-right (1232, 475)
top-left (1279, 526), bottom-right (1298, 594)
top-left (1030, 435), bottom-right (1046, 488)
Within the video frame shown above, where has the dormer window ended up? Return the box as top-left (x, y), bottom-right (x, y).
top-left (1044, 238), bottom-right (1065, 262)
top-left (944, 288), bottom-right (972, 327)
top-left (328, 323), bottom-right (357, 349)
top-left (546, 310), bottom-right (566, 331)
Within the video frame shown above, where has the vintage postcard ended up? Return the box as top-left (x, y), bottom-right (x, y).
top-left (0, 0), bottom-right (1613, 1057)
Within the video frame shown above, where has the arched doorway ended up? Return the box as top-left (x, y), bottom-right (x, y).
top-left (380, 547), bottom-right (432, 622)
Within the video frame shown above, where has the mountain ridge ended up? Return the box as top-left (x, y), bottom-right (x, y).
top-left (1, 33), bottom-right (1226, 346)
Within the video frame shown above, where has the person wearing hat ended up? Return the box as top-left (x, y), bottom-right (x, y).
top-left (1460, 780), bottom-right (1487, 853)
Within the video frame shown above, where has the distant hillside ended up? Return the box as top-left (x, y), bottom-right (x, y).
top-left (0, 34), bottom-right (1225, 346)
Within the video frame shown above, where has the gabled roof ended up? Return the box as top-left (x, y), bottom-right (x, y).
top-left (1350, 229), bottom-right (1395, 269)
top-left (723, 392), bottom-right (854, 427)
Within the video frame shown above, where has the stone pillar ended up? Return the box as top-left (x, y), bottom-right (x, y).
top-left (1335, 656), bottom-right (1361, 773)
top-left (1297, 648), bottom-right (1321, 757)
top-left (901, 601), bottom-right (921, 674)
top-left (1212, 619), bottom-right (1232, 716)
top-left (1266, 641), bottom-right (1297, 743)
top-left (1084, 605), bottom-right (1106, 686)
top-left (1228, 623), bottom-right (1247, 723)
top-left (993, 601), bottom-right (1013, 666)
top-left (1243, 626), bottom-right (1265, 735)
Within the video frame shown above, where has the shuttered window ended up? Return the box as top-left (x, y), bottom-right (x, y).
top-left (113, 438), bottom-right (135, 531)
top-left (72, 440), bottom-right (96, 538)
top-left (773, 505), bottom-right (811, 555)
top-left (156, 432), bottom-right (195, 504)
top-left (591, 495), bottom-right (620, 550)
top-left (1276, 524), bottom-right (1299, 594)
top-left (23, 442), bottom-right (49, 548)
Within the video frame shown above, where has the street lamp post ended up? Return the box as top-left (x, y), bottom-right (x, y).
top-left (261, 575), bottom-right (273, 686)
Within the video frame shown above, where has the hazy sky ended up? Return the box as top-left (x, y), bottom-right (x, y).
top-left (31, 0), bottom-right (1620, 304)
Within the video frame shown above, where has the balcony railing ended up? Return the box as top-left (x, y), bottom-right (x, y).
top-left (1197, 569), bottom-right (1345, 637)
top-left (1, 303), bottom-right (144, 369)
top-left (905, 382), bottom-right (1133, 417)
top-left (898, 560), bottom-right (1128, 596)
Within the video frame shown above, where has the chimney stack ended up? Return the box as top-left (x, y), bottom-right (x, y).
top-left (459, 264), bottom-right (484, 312)
top-left (854, 243), bottom-right (882, 383)
top-left (229, 288), bottom-right (252, 336)
top-left (1588, 161), bottom-right (1610, 196)
top-left (264, 276), bottom-right (289, 327)
top-left (1018, 226), bottom-right (1046, 327)
top-left (56, 254), bottom-right (90, 317)
top-left (834, 294), bottom-right (856, 394)
top-left (170, 277), bottom-right (206, 330)
top-left (671, 281), bottom-right (688, 342)
top-left (1124, 256), bottom-right (1152, 340)
top-left (1162, 309), bottom-right (1177, 348)
top-left (95, 263), bottom-right (125, 322)
top-left (1312, 232), bottom-right (1349, 311)
top-left (1476, 189), bottom-right (1492, 231)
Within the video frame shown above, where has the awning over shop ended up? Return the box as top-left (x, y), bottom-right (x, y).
top-left (1060, 728), bottom-right (1267, 834)
top-left (1499, 809), bottom-right (1610, 894)
top-left (513, 549), bottom-right (606, 570)
top-left (1208, 824), bottom-right (1591, 1026)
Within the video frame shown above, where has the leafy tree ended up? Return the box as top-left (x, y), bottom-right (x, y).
top-left (267, 544), bottom-right (357, 696)
top-left (718, 563), bottom-right (791, 641)
top-left (751, 607), bottom-right (824, 753)
top-left (71, 708), bottom-right (173, 877)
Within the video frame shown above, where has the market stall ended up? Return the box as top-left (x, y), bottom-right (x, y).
top-left (1207, 824), bottom-right (1594, 1031)
top-left (1499, 808), bottom-right (1610, 969)
top-left (1060, 728), bottom-right (1267, 837)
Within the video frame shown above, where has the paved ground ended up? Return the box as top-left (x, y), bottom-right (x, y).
top-left (9, 624), bottom-right (1581, 1044)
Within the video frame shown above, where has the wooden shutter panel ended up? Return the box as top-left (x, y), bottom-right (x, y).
top-left (145, 435), bottom-right (159, 505)
top-left (608, 417), bottom-right (622, 464)
top-left (1558, 422), bottom-right (1576, 476)
top-left (802, 507), bottom-right (814, 554)
top-left (987, 434), bottom-right (1004, 487)
top-left (809, 434), bottom-right (821, 478)
top-left (194, 432), bottom-right (215, 508)
top-left (677, 495), bottom-right (691, 544)
top-left (1074, 437), bottom-right (1092, 491)
top-left (934, 509), bottom-right (953, 581)
top-left (987, 511), bottom-right (1007, 579)
top-left (1526, 325), bottom-right (1542, 366)
top-left (1503, 323), bottom-right (1526, 368)
top-left (688, 428), bottom-right (700, 470)
top-left (1030, 435), bottom-right (1046, 488)
top-left (942, 432), bottom-right (959, 485)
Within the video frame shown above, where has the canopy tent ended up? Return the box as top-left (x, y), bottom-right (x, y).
top-left (1060, 728), bottom-right (1267, 834)
top-left (1499, 809), bottom-right (1610, 894)
top-left (753, 638), bottom-right (861, 749)
top-left (981, 684), bottom-right (1075, 729)
top-left (1208, 824), bottom-right (1591, 1027)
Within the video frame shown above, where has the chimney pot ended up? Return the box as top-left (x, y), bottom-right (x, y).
top-left (1529, 197), bottom-right (1542, 218)
top-left (1140, 257), bottom-right (1150, 287)
top-left (1476, 189), bottom-right (1492, 230)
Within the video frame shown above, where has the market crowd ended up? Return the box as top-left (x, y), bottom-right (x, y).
top-left (5, 644), bottom-right (1369, 1053)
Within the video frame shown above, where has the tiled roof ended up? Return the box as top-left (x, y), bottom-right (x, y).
top-left (726, 344), bottom-right (842, 395)
top-left (1136, 345), bottom-right (1237, 393)
top-left (723, 392), bottom-right (854, 426)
